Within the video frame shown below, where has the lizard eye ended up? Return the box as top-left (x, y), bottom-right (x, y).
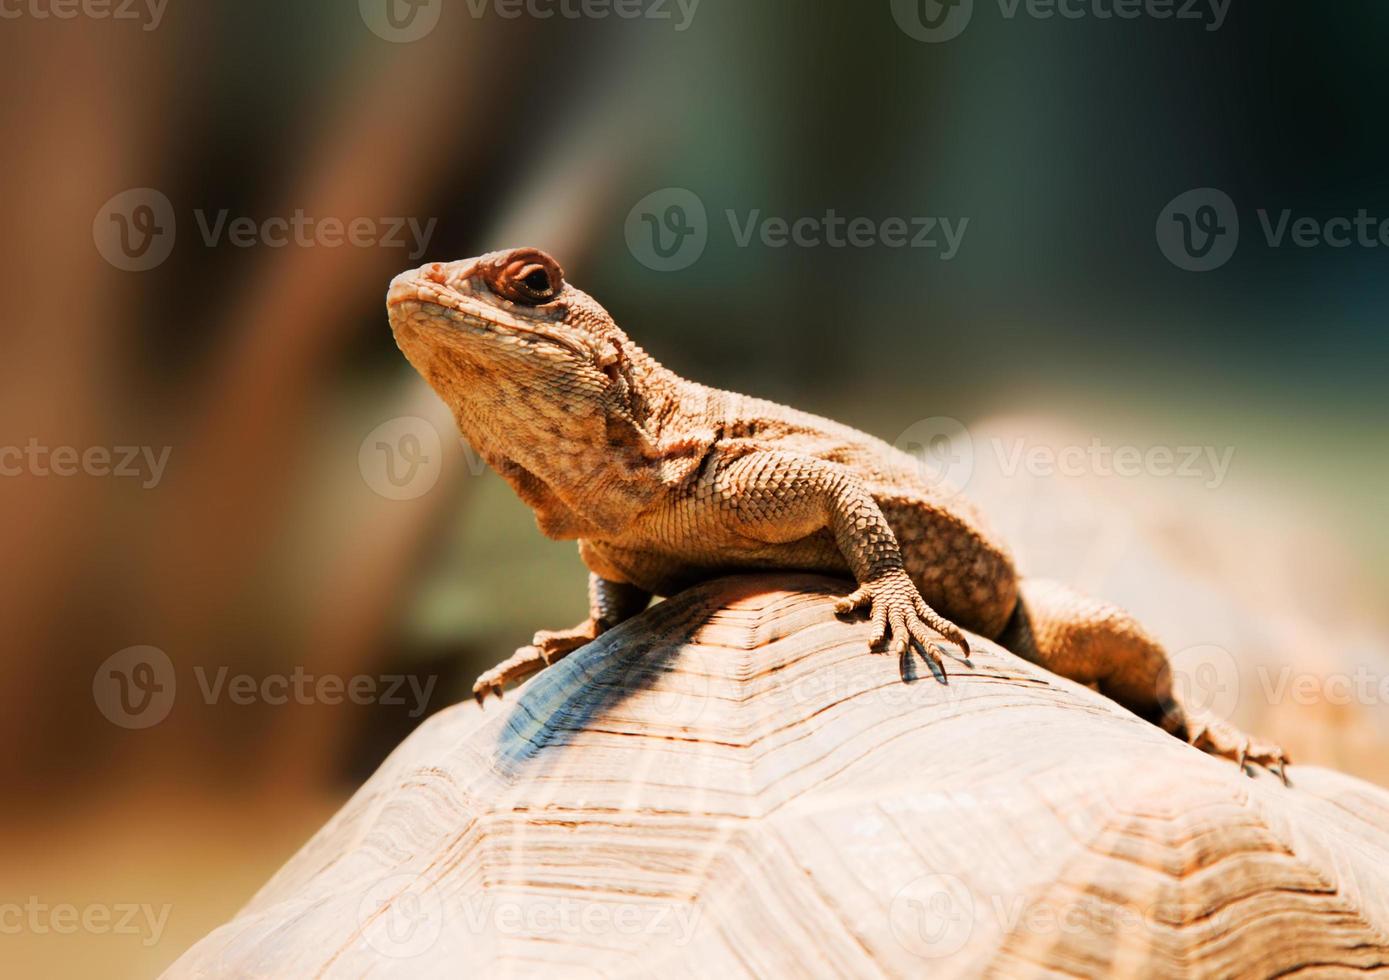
top-left (488, 249), bottom-right (565, 305)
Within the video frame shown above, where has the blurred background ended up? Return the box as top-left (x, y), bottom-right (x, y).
top-left (2, 0), bottom-right (1386, 975)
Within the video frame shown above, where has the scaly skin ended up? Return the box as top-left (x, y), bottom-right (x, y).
top-left (386, 248), bottom-right (1289, 781)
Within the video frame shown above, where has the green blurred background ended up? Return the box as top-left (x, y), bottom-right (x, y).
top-left (2, 0), bottom-right (1386, 975)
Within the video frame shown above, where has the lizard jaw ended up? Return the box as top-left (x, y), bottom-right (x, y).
top-left (387, 273), bottom-right (589, 359)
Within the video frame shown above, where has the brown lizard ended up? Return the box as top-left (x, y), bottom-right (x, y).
top-left (386, 247), bottom-right (1289, 779)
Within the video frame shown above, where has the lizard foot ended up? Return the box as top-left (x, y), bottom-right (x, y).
top-left (1180, 713), bottom-right (1292, 785)
top-left (834, 573), bottom-right (970, 677)
top-left (530, 619), bottom-right (605, 659)
top-left (472, 619), bottom-right (605, 706)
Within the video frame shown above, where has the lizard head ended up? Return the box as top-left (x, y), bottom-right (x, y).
top-left (387, 247), bottom-right (643, 421)
top-left (387, 248), bottom-right (676, 514)
top-left (388, 247), bottom-right (624, 376)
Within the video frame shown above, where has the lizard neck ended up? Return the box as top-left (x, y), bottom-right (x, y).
top-left (616, 345), bottom-right (693, 436)
top-left (437, 343), bottom-right (705, 535)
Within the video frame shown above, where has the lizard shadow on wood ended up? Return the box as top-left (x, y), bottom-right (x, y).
top-left (487, 575), bottom-right (957, 764)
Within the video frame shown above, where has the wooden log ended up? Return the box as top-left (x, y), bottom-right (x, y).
top-left (166, 575), bottom-right (1389, 978)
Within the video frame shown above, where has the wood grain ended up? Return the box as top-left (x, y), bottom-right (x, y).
top-left (166, 575), bottom-right (1389, 979)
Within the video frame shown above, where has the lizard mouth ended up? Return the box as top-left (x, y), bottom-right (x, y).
top-left (388, 276), bottom-right (588, 358)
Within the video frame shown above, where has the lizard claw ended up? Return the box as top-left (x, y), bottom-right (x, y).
top-left (470, 645), bottom-right (548, 706)
top-left (836, 573), bottom-right (969, 674)
top-left (472, 670), bottom-right (511, 708)
top-left (472, 620), bottom-right (607, 706)
top-left (1182, 713), bottom-right (1292, 783)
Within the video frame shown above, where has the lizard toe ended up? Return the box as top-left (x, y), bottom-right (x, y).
top-left (867, 601), bottom-right (890, 651)
top-left (906, 618), bottom-right (949, 680)
top-left (1185, 714), bottom-right (1292, 783)
top-left (913, 596), bottom-right (969, 656)
top-left (834, 585), bottom-right (873, 617)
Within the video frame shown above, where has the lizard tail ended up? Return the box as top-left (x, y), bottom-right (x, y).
top-left (997, 579), bottom-right (1173, 722)
top-left (996, 578), bottom-right (1290, 780)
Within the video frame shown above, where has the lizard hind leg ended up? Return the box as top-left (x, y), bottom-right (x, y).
top-left (998, 579), bottom-right (1290, 783)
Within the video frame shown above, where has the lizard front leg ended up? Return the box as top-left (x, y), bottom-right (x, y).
top-left (473, 573), bottom-right (651, 705)
top-left (718, 452), bottom-right (970, 676)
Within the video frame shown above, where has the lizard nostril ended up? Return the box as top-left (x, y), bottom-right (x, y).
top-left (422, 263), bottom-right (448, 284)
